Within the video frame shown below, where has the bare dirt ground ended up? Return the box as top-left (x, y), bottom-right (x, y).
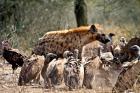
top-left (0, 58), bottom-right (140, 93)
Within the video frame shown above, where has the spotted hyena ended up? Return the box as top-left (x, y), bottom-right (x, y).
top-left (33, 24), bottom-right (110, 58)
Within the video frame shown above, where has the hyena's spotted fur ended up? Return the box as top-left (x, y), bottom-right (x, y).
top-left (33, 24), bottom-right (109, 58)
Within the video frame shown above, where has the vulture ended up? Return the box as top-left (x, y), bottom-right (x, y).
top-left (2, 40), bottom-right (27, 73)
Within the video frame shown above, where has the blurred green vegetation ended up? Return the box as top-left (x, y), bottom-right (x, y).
top-left (0, 0), bottom-right (140, 54)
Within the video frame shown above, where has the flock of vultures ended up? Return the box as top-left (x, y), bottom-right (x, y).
top-left (1, 24), bottom-right (140, 93)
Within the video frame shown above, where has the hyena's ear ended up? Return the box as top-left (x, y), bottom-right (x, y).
top-left (109, 33), bottom-right (115, 37)
top-left (89, 24), bottom-right (98, 33)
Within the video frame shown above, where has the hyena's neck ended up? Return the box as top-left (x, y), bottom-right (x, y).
top-left (71, 31), bottom-right (96, 47)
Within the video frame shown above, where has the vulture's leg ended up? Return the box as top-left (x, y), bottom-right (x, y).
top-left (34, 73), bottom-right (40, 84)
top-left (12, 64), bottom-right (18, 74)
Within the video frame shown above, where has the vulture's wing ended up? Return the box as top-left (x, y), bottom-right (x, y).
top-left (8, 49), bottom-right (27, 61)
top-left (113, 59), bottom-right (140, 92)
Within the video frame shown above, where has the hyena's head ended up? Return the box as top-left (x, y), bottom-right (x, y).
top-left (96, 33), bottom-right (111, 44)
top-left (88, 25), bottom-right (111, 44)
